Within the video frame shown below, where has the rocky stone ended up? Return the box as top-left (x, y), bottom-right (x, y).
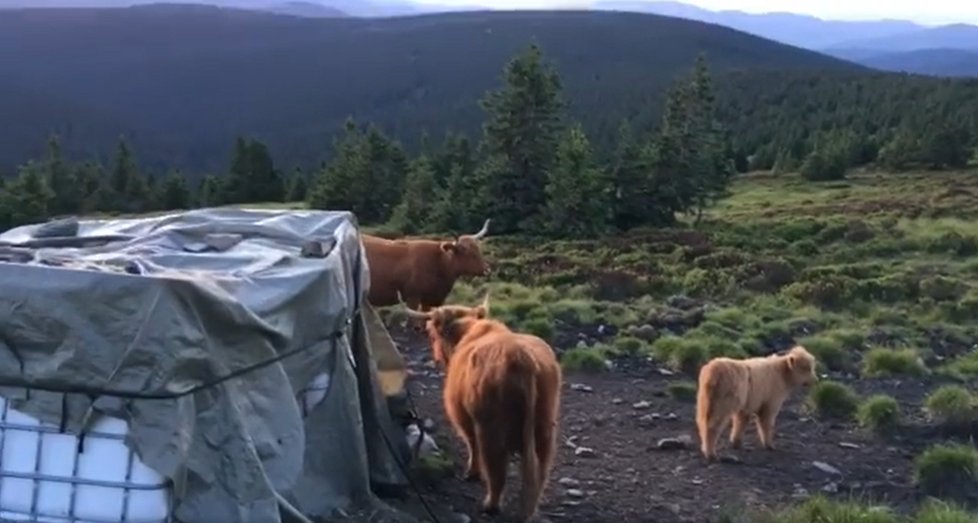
top-left (633, 401), bottom-right (652, 410)
top-left (565, 489), bottom-right (585, 499)
top-left (558, 477), bottom-right (581, 488)
top-left (612, 397), bottom-right (624, 405)
top-left (574, 446), bottom-right (597, 458)
top-left (570, 383), bottom-right (594, 393)
top-left (812, 461), bottom-right (842, 476)
top-left (655, 435), bottom-right (694, 451)
top-left (838, 442), bottom-right (860, 449)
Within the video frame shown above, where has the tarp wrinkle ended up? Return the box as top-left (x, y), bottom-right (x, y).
top-left (0, 208), bottom-right (408, 523)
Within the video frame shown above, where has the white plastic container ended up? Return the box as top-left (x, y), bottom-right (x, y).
top-left (0, 371), bottom-right (333, 522)
top-left (0, 396), bottom-right (172, 523)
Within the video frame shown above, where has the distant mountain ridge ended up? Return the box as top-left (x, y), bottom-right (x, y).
top-left (590, 1), bottom-right (978, 78)
top-left (0, 6), bottom-right (862, 172)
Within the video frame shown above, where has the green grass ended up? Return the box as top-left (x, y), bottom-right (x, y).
top-left (748, 497), bottom-right (978, 523)
top-left (914, 443), bottom-right (978, 498)
top-left (923, 385), bottom-right (977, 426)
top-left (421, 171), bottom-right (978, 518)
top-left (857, 394), bottom-right (902, 433)
top-left (807, 380), bottom-right (860, 420)
top-left (862, 347), bottom-right (928, 377)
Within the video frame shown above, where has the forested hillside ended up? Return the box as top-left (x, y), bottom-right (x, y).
top-left (0, 5), bottom-right (860, 173)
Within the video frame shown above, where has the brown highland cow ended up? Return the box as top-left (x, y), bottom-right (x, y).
top-left (399, 292), bottom-right (561, 522)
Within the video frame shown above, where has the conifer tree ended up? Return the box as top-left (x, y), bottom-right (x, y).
top-left (478, 44), bottom-right (564, 233)
top-left (543, 125), bottom-right (612, 237)
top-left (390, 155), bottom-right (437, 233)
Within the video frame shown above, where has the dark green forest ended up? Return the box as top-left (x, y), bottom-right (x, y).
top-left (5, 6), bottom-right (978, 176)
top-left (3, 42), bottom-right (975, 238)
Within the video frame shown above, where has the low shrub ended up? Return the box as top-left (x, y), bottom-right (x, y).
top-left (667, 381), bottom-right (698, 402)
top-left (862, 347), bottom-right (927, 377)
top-left (560, 347), bottom-right (608, 373)
top-left (651, 335), bottom-right (708, 375)
top-left (857, 394), bottom-right (901, 433)
top-left (797, 335), bottom-right (847, 371)
top-left (924, 385), bottom-right (977, 426)
top-left (914, 443), bottom-right (978, 499)
top-left (807, 380), bottom-right (859, 420)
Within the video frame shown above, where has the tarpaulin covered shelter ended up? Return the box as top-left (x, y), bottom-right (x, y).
top-left (0, 208), bottom-right (413, 523)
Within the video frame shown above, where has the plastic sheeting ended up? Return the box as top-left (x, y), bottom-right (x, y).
top-left (0, 208), bottom-right (409, 523)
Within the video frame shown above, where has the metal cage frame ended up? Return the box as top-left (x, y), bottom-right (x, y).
top-left (0, 395), bottom-right (174, 523)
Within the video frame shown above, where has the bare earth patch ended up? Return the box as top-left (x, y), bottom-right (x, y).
top-left (366, 332), bottom-right (965, 523)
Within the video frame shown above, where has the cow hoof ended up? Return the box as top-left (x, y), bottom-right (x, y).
top-left (480, 503), bottom-right (500, 515)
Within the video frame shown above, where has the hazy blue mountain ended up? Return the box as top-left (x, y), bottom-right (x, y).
top-left (591, 0), bottom-right (922, 49)
top-left (826, 23), bottom-right (978, 52)
top-left (827, 48), bottom-right (978, 78)
top-left (0, 6), bottom-right (861, 172)
top-left (0, 0), bottom-right (432, 16)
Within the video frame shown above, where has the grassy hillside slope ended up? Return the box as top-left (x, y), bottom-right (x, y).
top-left (0, 5), bottom-right (862, 172)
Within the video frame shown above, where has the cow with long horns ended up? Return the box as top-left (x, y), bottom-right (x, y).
top-left (399, 292), bottom-right (561, 522)
top-left (361, 219), bottom-right (492, 315)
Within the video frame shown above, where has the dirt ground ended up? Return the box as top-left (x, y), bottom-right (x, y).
top-left (351, 328), bottom-right (978, 523)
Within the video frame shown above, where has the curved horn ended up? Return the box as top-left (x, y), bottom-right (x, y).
top-left (480, 291), bottom-right (491, 313)
top-left (396, 291), bottom-right (430, 320)
top-left (470, 219), bottom-right (491, 240)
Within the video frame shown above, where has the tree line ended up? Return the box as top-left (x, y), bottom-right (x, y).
top-left (0, 46), bottom-right (734, 238)
top-left (2, 45), bottom-right (975, 235)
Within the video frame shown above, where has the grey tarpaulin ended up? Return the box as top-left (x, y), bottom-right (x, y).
top-left (0, 208), bottom-right (410, 523)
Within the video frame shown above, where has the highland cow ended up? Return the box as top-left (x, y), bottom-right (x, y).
top-left (399, 292), bottom-right (561, 522)
top-left (695, 345), bottom-right (818, 461)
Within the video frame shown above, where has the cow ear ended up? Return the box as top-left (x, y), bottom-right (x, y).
top-left (440, 241), bottom-right (456, 253)
top-left (785, 354), bottom-right (796, 371)
top-left (474, 306), bottom-right (487, 319)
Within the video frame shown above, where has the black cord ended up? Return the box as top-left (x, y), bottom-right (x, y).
top-left (0, 329), bottom-right (346, 400)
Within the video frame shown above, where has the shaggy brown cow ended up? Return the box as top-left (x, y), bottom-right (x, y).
top-left (695, 345), bottom-right (817, 461)
top-left (362, 219), bottom-right (491, 320)
top-left (399, 292), bottom-right (561, 522)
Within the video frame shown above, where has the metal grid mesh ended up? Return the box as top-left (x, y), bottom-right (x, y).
top-left (0, 395), bottom-right (173, 523)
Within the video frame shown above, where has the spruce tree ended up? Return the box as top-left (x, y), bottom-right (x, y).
top-left (543, 125), bottom-right (612, 237)
top-left (390, 155), bottom-right (437, 234)
top-left (478, 44), bottom-right (564, 233)
top-left (158, 171), bottom-right (191, 210)
top-left (43, 135), bottom-right (80, 216)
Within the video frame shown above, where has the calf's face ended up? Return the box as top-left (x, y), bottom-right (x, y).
top-left (785, 345), bottom-right (818, 387)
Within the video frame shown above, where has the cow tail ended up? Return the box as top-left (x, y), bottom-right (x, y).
top-left (518, 369), bottom-right (542, 521)
top-left (695, 362), bottom-right (715, 447)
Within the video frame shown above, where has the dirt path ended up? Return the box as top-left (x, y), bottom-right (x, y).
top-left (382, 332), bottom-right (940, 523)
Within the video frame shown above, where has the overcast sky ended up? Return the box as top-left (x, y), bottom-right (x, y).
top-left (426, 0), bottom-right (978, 25)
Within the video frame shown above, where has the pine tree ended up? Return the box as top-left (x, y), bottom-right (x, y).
top-left (478, 44), bottom-right (565, 233)
top-left (389, 155), bottom-right (437, 234)
top-left (197, 175), bottom-right (225, 207)
top-left (285, 168), bottom-right (308, 202)
top-left (225, 137), bottom-right (283, 204)
top-left (308, 119), bottom-right (372, 214)
top-left (609, 121), bottom-right (652, 231)
top-left (43, 135), bottom-right (80, 216)
top-left (4, 162), bottom-right (55, 227)
top-left (158, 171), bottom-right (191, 210)
top-left (109, 138), bottom-right (140, 212)
top-left (543, 125), bottom-right (613, 238)
top-left (430, 162), bottom-right (473, 232)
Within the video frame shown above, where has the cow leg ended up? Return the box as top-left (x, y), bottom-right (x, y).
top-left (755, 402), bottom-right (781, 450)
top-left (475, 424), bottom-right (507, 515)
top-left (451, 407), bottom-right (481, 481)
top-left (729, 411), bottom-right (750, 449)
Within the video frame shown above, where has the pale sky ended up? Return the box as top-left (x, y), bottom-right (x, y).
top-left (425, 0), bottom-right (978, 25)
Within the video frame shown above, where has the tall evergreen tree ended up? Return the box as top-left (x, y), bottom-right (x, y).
top-left (43, 135), bottom-right (80, 216)
top-left (158, 171), bottom-right (191, 210)
top-left (609, 121), bottom-right (652, 231)
top-left (543, 125), bottom-right (613, 237)
top-left (225, 137), bottom-right (283, 204)
top-left (389, 155), bottom-right (437, 234)
top-left (285, 168), bottom-right (308, 202)
top-left (478, 43), bottom-right (564, 233)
